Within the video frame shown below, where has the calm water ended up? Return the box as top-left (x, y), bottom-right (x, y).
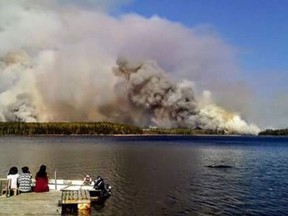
top-left (1, 135), bottom-right (288, 216)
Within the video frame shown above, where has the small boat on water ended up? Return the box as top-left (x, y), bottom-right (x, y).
top-left (48, 175), bottom-right (112, 204)
top-left (49, 175), bottom-right (112, 214)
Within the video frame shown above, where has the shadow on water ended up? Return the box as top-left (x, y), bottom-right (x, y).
top-left (61, 203), bottom-right (107, 216)
top-left (205, 164), bottom-right (233, 169)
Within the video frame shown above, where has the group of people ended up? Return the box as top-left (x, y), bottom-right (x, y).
top-left (7, 164), bottom-right (49, 194)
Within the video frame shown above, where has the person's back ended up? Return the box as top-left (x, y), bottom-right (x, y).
top-left (18, 166), bottom-right (32, 193)
top-left (34, 165), bottom-right (49, 192)
top-left (7, 167), bottom-right (19, 190)
top-left (34, 176), bottom-right (49, 192)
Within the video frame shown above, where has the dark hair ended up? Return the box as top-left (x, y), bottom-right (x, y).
top-left (36, 165), bottom-right (47, 178)
top-left (22, 166), bottom-right (30, 173)
top-left (8, 166), bottom-right (18, 175)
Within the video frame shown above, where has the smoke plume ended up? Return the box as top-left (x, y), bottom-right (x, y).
top-left (113, 57), bottom-right (259, 134)
top-left (0, 0), bottom-right (259, 134)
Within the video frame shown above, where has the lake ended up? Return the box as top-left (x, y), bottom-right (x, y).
top-left (0, 135), bottom-right (288, 215)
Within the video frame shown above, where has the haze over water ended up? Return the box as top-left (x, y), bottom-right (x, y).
top-left (0, 136), bottom-right (287, 215)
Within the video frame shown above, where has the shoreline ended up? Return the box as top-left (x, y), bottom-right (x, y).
top-left (0, 133), bottom-right (274, 137)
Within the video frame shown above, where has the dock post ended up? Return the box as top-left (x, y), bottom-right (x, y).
top-left (54, 170), bottom-right (57, 190)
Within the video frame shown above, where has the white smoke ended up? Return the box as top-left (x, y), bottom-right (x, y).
top-left (0, 0), bottom-right (260, 134)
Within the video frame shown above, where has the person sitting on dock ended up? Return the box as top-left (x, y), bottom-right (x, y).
top-left (83, 174), bottom-right (92, 185)
top-left (7, 166), bottom-right (19, 196)
top-left (18, 166), bottom-right (32, 193)
top-left (33, 165), bottom-right (49, 192)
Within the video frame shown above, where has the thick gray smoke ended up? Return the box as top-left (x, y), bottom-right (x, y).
top-left (3, 93), bottom-right (37, 122)
top-left (114, 57), bottom-right (198, 128)
top-left (113, 58), bottom-right (259, 134)
top-left (0, 0), bottom-right (260, 134)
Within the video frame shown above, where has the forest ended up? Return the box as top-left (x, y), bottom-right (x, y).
top-left (0, 122), bottom-right (143, 135)
top-left (258, 129), bottom-right (288, 136)
top-left (0, 122), bottom-right (234, 136)
top-left (143, 128), bottom-right (230, 135)
top-left (0, 122), bottom-right (286, 136)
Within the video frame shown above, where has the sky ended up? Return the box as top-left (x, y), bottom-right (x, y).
top-left (0, 0), bottom-right (287, 132)
top-left (123, 0), bottom-right (288, 71)
top-left (120, 0), bottom-right (288, 128)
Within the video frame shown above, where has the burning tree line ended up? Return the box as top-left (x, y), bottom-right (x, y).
top-left (143, 128), bottom-right (230, 135)
top-left (0, 121), bottom-right (263, 136)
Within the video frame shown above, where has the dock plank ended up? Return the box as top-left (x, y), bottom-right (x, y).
top-left (0, 191), bottom-right (62, 215)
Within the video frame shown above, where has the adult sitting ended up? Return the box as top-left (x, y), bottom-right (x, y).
top-left (18, 166), bottom-right (32, 193)
top-left (33, 165), bottom-right (49, 192)
top-left (7, 166), bottom-right (19, 195)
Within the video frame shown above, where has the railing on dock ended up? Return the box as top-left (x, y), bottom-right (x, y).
top-left (60, 189), bottom-right (91, 214)
top-left (54, 170), bottom-right (57, 190)
top-left (0, 179), bottom-right (10, 197)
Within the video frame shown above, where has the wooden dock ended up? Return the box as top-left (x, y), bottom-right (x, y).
top-left (0, 177), bottom-right (107, 215)
top-left (0, 191), bottom-right (62, 215)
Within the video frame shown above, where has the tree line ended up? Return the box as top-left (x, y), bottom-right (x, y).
top-left (258, 128), bottom-right (288, 136)
top-left (0, 122), bottom-right (143, 135)
top-left (1, 121), bottom-right (286, 136)
top-left (143, 128), bottom-right (230, 135)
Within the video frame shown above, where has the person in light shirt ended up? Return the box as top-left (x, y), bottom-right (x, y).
top-left (7, 166), bottom-right (19, 195)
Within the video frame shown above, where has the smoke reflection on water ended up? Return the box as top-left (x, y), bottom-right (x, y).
top-left (0, 136), bottom-right (288, 215)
